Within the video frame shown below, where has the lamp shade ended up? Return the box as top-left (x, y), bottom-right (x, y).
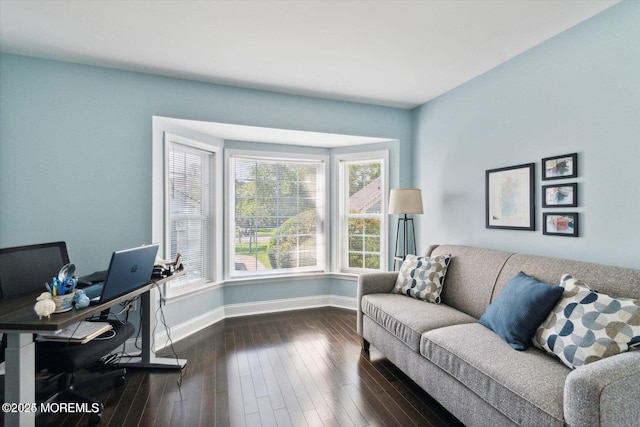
top-left (388, 188), bottom-right (423, 214)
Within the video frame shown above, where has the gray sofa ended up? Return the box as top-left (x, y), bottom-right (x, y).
top-left (357, 244), bottom-right (640, 427)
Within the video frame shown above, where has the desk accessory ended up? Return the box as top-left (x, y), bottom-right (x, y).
top-left (74, 288), bottom-right (90, 308)
top-left (42, 262), bottom-right (78, 312)
top-left (34, 292), bottom-right (56, 319)
top-left (52, 293), bottom-right (74, 312)
top-left (152, 252), bottom-right (183, 279)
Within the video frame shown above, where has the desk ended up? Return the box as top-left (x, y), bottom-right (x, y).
top-left (0, 278), bottom-right (186, 427)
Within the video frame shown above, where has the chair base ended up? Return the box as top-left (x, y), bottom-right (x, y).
top-left (39, 368), bottom-right (127, 426)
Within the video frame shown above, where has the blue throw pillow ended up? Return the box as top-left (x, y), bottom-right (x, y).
top-left (479, 272), bottom-right (564, 350)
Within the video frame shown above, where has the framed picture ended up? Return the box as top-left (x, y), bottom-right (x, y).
top-left (543, 212), bottom-right (579, 237)
top-left (486, 163), bottom-right (535, 231)
top-left (542, 153), bottom-right (577, 180)
top-left (542, 183), bottom-right (577, 208)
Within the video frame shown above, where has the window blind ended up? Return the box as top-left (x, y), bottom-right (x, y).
top-left (169, 143), bottom-right (213, 285)
top-left (231, 155), bottom-right (323, 275)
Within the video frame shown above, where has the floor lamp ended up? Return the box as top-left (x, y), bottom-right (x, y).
top-left (389, 188), bottom-right (423, 270)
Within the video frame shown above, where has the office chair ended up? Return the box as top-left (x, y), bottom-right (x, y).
top-left (0, 241), bottom-right (135, 426)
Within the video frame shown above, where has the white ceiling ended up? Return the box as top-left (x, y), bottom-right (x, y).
top-left (0, 0), bottom-right (619, 109)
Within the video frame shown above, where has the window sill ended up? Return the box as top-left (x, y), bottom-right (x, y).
top-left (225, 271), bottom-right (357, 286)
top-left (162, 271), bottom-right (361, 303)
top-left (161, 279), bottom-right (224, 304)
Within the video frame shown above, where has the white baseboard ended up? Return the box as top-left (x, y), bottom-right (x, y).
top-left (145, 294), bottom-right (355, 352)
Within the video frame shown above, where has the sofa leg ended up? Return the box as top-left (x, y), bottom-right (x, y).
top-left (362, 338), bottom-right (370, 353)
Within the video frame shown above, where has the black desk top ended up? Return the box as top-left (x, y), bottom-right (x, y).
top-left (0, 282), bottom-right (155, 333)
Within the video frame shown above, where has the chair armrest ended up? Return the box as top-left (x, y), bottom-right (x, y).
top-left (356, 272), bottom-right (398, 335)
top-left (564, 351), bottom-right (640, 427)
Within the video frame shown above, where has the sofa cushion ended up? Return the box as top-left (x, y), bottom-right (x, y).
top-left (392, 254), bottom-right (451, 303)
top-left (421, 323), bottom-right (569, 426)
top-left (427, 245), bottom-right (514, 319)
top-left (478, 272), bottom-right (564, 350)
top-left (361, 293), bottom-right (476, 352)
top-left (533, 274), bottom-right (640, 369)
top-left (494, 253), bottom-right (640, 301)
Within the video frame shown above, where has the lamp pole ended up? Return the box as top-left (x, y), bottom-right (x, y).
top-left (388, 188), bottom-right (423, 270)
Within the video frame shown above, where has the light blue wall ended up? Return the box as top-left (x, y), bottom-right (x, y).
top-left (0, 54), bottom-right (412, 328)
top-left (0, 54), bottom-right (412, 270)
top-left (412, 0), bottom-right (640, 269)
top-left (1, 0), bottom-right (637, 335)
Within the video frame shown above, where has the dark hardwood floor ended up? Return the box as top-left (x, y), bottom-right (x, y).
top-left (4, 307), bottom-right (464, 426)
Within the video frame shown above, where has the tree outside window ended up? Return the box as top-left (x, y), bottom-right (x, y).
top-left (231, 155), bottom-right (324, 275)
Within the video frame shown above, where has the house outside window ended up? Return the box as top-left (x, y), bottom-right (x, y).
top-left (337, 151), bottom-right (388, 273)
top-left (227, 150), bottom-right (328, 278)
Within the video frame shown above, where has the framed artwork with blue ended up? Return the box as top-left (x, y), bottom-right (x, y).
top-left (542, 183), bottom-right (578, 208)
top-left (486, 163), bottom-right (535, 231)
top-left (542, 153), bottom-right (577, 180)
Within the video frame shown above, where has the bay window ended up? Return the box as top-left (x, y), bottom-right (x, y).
top-left (162, 133), bottom-right (219, 297)
top-left (337, 152), bottom-right (388, 273)
top-left (227, 150), bottom-right (328, 278)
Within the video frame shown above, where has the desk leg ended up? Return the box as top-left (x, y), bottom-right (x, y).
top-left (116, 286), bottom-right (186, 369)
top-left (4, 333), bottom-right (36, 427)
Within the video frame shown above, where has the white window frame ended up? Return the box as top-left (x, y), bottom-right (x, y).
top-left (225, 149), bottom-right (329, 279)
top-left (154, 133), bottom-right (222, 298)
top-left (336, 150), bottom-right (388, 273)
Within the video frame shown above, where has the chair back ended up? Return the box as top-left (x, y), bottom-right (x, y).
top-left (0, 241), bottom-right (70, 363)
top-left (0, 241), bottom-right (70, 299)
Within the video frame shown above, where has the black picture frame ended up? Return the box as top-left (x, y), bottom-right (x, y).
top-left (486, 163), bottom-right (535, 231)
top-left (543, 212), bottom-right (579, 237)
top-left (542, 153), bottom-right (577, 180)
top-left (542, 183), bottom-right (578, 208)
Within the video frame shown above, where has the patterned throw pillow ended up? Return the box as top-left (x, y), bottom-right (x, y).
top-left (533, 274), bottom-right (640, 369)
top-left (392, 254), bottom-right (451, 303)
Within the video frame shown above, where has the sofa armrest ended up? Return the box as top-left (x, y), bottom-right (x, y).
top-left (564, 351), bottom-right (640, 427)
top-left (356, 272), bottom-right (398, 335)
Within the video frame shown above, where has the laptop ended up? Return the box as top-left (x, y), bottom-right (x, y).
top-left (84, 244), bottom-right (159, 304)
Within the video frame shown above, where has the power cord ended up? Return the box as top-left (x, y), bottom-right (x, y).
top-left (152, 282), bottom-right (185, 388)
top-left (84, 300), bottom-right (134, 364)
top-left (84, 285), bottom-right (185, 387)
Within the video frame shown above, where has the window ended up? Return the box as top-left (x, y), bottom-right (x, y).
top-left (227, 151), bottom-right (327, 277)
top-left (337, 152), bottom-right (388, 272)
top-left (162, 133), bottom-right (219, 297)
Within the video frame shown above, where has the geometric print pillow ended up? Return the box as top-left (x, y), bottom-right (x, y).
top-left (392, 254), bottom-right (451, 304)
top-left (532, 274), bottom-right (640, 369)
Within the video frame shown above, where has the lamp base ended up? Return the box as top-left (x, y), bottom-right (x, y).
top-left (392, 215), bottom-right (417, 270)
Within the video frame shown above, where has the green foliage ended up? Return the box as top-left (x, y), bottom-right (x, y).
top-left (267, 210), bottom-right (317, 269)
top-left (347, 217), bottom-right (381, 269)
top-left (235, 241), bottom-right (268, 254)
top-left (348, 163), bottom-right (381, 196)
top-left (235, 162), bottom-right (317, 229)
top-left (348, 252), bottom-right (380, 269)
